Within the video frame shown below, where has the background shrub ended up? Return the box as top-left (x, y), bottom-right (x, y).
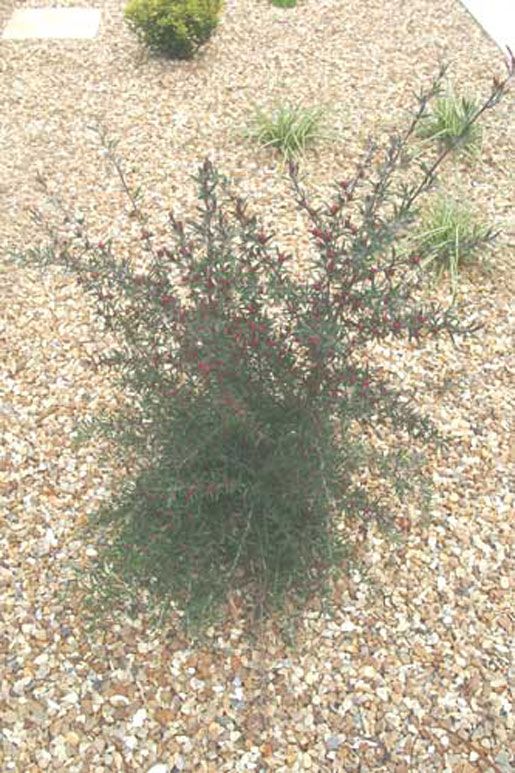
top-left (12, 63), bottom-right (512, 633)
top-left (270, 0), bottom-right (297, 8)
top-left (124, 0), bottom-right (223, 59)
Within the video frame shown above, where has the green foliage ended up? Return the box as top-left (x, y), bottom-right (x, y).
top-left (246, 103), bottom-right (330, 160)
top-left (270, 0), bottom-right (297, 8)
top-left (416, 87), bottom-right (482, 156)
top-left (11, 63), bottom-right (512, 635)
top-left (416, 196), bottom-right (495, 291)
top-left (124, 0), bottom-right (223, 59)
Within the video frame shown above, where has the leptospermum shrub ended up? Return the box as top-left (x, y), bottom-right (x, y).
top-left (13, 60), bottom-right (513, 632)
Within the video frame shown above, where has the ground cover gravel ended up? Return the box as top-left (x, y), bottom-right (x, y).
top-left (0, 0), bottom-right (513, 770)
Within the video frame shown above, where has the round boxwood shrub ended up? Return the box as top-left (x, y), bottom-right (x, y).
top-left (124, 0), bottom-right (223, 59)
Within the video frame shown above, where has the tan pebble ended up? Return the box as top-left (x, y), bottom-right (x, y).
top-left (0, 565), bottom-right (13, 584)
top-left (208, 721), bottom-right (221, 739)
top-left (66, 731), bottom-right (80, 746)
top-left (109, 694), bottom-right (130, 706)
top-left (499, 576), bottom-right (509, 589)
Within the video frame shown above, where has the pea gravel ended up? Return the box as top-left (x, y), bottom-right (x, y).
top-left (0, 0), bottom-right (513, 771)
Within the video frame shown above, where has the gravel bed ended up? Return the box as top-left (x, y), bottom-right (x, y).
top-left (0, 0), bottom-right (513, 771)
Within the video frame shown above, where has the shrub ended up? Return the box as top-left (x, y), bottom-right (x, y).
top-left (12, 61), bottom-right (513, 633)
top-left (124, 0), bottom-right (223, 59)
top-left (416, 86), bottom-right (483, 156)
top-left (246, 102), bottom-right (330, 160)
top-left (270, 0), bottom-right (297, 8)
top-left (415, 196), bottom-right (496, 291)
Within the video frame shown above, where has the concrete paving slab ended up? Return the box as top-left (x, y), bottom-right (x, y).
top-left (2, 8), bottom-right (101, 40)
top-left (459, 0), bottom-right (514, 56)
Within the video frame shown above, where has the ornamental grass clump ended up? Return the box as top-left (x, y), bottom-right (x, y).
top-left (416, 86), bottom-right (483, 156)
top-left (416, 196), bottom-right (496, 292)
top-left (12, 59), bottom-right (513, 632)
top-left (246, 103), bottom-right (330, 160)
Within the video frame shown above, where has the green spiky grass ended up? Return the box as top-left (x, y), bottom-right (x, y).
top-left (417, 89), bottom-right (482, 157)
top-left (416, 197), bottom-right (495, 291)
top-left (246, 103), bottom-right (330, 160)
